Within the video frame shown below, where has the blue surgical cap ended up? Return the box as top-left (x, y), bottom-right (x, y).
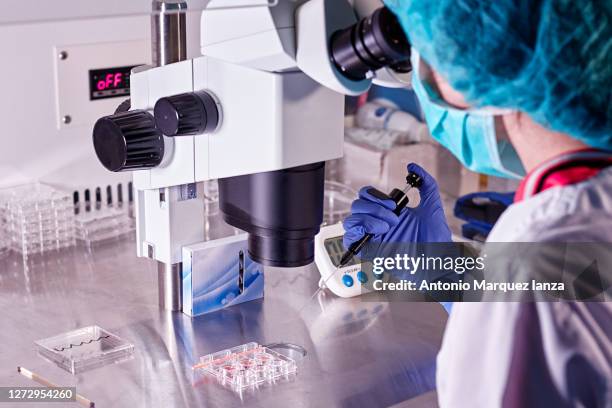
top-left (385, 0), bottom-right (612, 149)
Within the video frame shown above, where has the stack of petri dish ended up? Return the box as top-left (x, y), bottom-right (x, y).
top-left (74, 207), bottom-right (135, 248)
top-left (0, 183), bottom-right (76, 258)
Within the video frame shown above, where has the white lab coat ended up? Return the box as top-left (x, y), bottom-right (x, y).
top-left (436, 167), bottom-right (612, 407)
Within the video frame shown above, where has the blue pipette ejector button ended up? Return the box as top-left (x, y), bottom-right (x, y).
top-left (357, 271), bottom-right (368, 284)
top-left (342, 274), bottom-right (354, 287)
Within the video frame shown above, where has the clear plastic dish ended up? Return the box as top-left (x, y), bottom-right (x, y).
top-left (0, 183), bottom-right (76, 257)
top-left (74, 207), bottom-right (135, 247)
top-left (35, 326), bottom-right (134, 374)
top-left (193, 342), bottom-right (297, 393)
top-left (323, 180), bottom-right (356, 226)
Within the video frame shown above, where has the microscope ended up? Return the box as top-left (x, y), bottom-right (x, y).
top-left (92, 0), bottom-right (411, 311)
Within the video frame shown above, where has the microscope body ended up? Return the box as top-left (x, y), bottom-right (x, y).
top-left (131, 57), bottom-right (345, 267)
top-left (93, 0), bottom-right (411, 310)
top-left (131, 0), bottom-right (360, 270)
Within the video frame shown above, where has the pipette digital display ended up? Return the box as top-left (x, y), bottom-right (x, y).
top-left (324, 236), bottom-right (359, 267)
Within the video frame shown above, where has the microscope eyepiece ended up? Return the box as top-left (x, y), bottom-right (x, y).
top-left (330, 7), bottom-right (411, 81)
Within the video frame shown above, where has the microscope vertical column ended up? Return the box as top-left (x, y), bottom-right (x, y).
top-left (158, 262), bottom-right (183, 311)
top-left (152, 0), bottom-right (188, 311)
top-left (151, 0), bottom-right (187, 67)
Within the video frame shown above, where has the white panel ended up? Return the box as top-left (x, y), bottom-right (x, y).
top-left (204, 58), bottom-right (282, 178)
top-left (201, 29), bottom-right (295, 71)
top-left (143, 189), bottom-right (172, 262)
top-left (194, 57), bottom-right (343, 180)
top-left (141, 185), bottom-right (205, 264)
top-left (147, 60), bottom-right (194, 103)
top-left (55, 40), bottom-right (149, 129)
top-left (201, 4), bottom-right (276, 46)
top-left (169, 192), bottom-right (206, 264)
top-left (135, 189), bottom-right (147, 258)
top-left (280, 72), bottom-right (344, 165)
top-left (200, 1), bottom-right (297, 71)
top-left (132, 168), bottom-right (152, 191)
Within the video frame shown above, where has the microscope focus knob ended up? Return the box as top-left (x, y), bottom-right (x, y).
top-left (154, 91), bottom-right (219, 136)
top-left (93, 110), bottom-right (164, 172)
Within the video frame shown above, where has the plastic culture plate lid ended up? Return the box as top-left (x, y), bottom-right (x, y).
top-left (193, 342), bottom-right (297, 394)
top-left (35, 326), bottom-right (134, 374)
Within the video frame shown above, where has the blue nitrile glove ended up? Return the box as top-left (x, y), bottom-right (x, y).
top-left (343, 164), bottom-right (454, 314)
top-left (343, 163), bottom-right (452, 250)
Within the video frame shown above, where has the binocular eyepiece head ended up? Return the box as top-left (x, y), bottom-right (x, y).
top-left (330, 6), bottom-right (411, 81)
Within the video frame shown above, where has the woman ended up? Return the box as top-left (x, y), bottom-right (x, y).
top-left (343, 1), bottom-right (611, 406)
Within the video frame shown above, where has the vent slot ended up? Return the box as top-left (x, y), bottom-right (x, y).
top-left (73, 183), bottom-right (133, 214)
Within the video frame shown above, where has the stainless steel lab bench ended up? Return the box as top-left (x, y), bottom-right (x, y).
top-left (0, 236), bottom-right (446, 407)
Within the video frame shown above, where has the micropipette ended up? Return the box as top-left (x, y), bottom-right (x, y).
top-left (295, 171), bottom-right (424, 317)
top-left (338, 171), bottom-right (423, 268)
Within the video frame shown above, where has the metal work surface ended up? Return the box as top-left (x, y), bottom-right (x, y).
top-left (0, 237), bottom-right (446, 407)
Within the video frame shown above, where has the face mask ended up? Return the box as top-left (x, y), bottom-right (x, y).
top-left (411, 53), bottom-right (526, 179)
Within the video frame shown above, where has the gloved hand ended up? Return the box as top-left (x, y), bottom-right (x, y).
top-left (343, 163), bottom-right (452, 250)
top-left (343, 163), bottom-right (454, 314)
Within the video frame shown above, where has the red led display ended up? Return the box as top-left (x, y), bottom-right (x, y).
top-left (89, 65), bottom-right (138, 101)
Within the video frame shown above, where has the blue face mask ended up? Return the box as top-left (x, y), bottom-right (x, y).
top-left (411, 53), bottom-right (526, 179)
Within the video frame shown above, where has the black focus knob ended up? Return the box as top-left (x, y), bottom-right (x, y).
top-left (93, 110), bottom-right (164, 172)
top-left (154, 90), bottom-right (219, 136)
